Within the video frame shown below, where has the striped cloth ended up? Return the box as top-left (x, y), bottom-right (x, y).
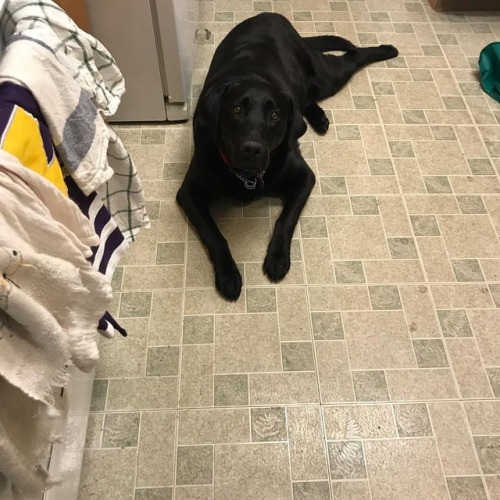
top-left (65, 177), bottom-right (129, 338)
top-left (65, 177), bottom-right (128, 281)
top-left (0, 0), bottom-right (149, 242)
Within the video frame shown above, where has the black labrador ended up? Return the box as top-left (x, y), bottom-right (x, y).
top-left (177, 12), bottom-right (398, 300)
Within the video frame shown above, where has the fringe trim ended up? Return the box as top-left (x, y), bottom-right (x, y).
top-left (11, 360), bottom-right (72, 409)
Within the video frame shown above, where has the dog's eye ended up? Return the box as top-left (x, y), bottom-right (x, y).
top-left (270, 111), bottom-right (280, 121)
top-left (232, 105), bottom-right (242, 114)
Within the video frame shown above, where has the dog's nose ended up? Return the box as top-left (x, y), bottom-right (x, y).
top-left (241, 141), bottom-right (263, 157)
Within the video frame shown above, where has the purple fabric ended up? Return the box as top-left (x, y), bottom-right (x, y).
top-left (98, 312), bottom-right (127, 337)
top-left (0, 82), bottom-right (55, 165)
top-left (66, 177), bottom-right (128, 337)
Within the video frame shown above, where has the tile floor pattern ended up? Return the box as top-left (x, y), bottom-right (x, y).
top-left (78, 0), bottom-right (500, 499)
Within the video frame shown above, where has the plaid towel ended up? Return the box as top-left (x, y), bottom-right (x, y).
top-left (1, 0), bottom-right (124, 116)
top-left (0, 0), bottom-right (149, 242)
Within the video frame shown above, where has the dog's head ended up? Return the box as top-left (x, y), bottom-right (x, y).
top-left (195, 79), bottom-right (306, 179)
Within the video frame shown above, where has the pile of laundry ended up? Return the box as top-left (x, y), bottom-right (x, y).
top-left (0, 1), bottom-right (149, 498)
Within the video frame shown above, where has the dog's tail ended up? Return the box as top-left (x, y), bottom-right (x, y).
top-left (304, 35), bottom-right (356, 53)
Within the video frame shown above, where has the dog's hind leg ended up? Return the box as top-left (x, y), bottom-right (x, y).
top-left (345, 44), bottom-right (399, 68)
top-left (305, 35), bottom-right (356, 53)
top-left (314, 44), bottom-right (399, 100)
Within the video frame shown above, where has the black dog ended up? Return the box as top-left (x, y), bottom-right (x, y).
top-left (177, 12), bottom-right (398, 300)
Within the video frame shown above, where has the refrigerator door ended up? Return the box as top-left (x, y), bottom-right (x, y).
top-left (153, 0), bottom-right (198, 121)
top-left (0, 0), bottom-right (7, 57)
top-left (86, 0), bottom-right (167, 122)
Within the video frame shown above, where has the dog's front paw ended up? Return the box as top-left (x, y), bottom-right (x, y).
top-left (379, 44), bottom-right (399, 59)
top-left (215, 263), bottom-right (242, 301)
top-left (263, 250), bottom-right (291, 282)
top-left (306, 103), bottom-right (330, 135)
top-left (315, 115), bottom-right (330, 135)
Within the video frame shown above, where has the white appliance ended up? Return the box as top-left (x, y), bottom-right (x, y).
top-left (85, 0), bottom-right (199, 122)
top-left (0, 0), bottom-right (7, 56)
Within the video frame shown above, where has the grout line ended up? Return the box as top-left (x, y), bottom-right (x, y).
top-left (212, 442), bottom-right (215, 500)
top-left (132, 412), bottom-right (143, 493)
top-left (318, 405), bottom-right (335, 500)
top-left (172, 216), bottom-right (190, 493)
top-left (275, 283), bottom-right (285, 373)
top-left (92, 431), bottom-right (495, 449)
top-left (360, 440), bottom-right (374, 500)
top-left (211, 300), bottom-right (217, 500)
top-left (425, 402), bottom-right (453, 500)
top-left (459, 400), bottom-right (491, 498)
top-left (95, 365), bottom-right (499, 379)
top-left (301, 187), bottom-right (329, 407)
top-left (389, 402), bottom-right (400, 439)
top-left (94, 395), bottom-right (497, 411)
top-left (97, 413), bottom-right (104, 450)
top-left (103, 375), bottom-right (111, 414)
top-left (284, 407), bottom-right (296, 498)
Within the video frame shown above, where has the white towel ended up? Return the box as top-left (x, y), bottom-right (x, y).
top-left (0, 378), bottom-right (62, 500)
top-left (0, 253), bottom-right (70, 406)
top-left (0, 150), bottom-right (112, 375)
top-left (0, 150), bottom-right (98, 264)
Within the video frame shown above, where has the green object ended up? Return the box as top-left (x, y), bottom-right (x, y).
top-left (479, 42), bottom-right (500, 103)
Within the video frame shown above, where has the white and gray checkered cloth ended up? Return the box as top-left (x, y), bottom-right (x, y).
top-left (0, 0), bottom-right (149, 241)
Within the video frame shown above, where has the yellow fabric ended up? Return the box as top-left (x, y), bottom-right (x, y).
top-left (1, 105), bottom-right (67, 196)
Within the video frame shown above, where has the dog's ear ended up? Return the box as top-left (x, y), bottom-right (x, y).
top-left (287, 96), bottom-right (307, 148)
top-left (193, 82), bottom-right (230, 146)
